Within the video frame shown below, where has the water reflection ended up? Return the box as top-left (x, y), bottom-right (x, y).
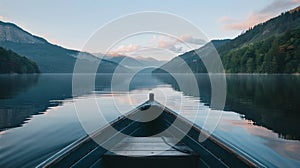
top-left (0, 73), bottom-right (300, 167)
top-left (226, 75), bottom-right (300, 140)
top-left (0, 75), bottom-right (39, 130)
top-left (0, 73), bottom-right (166, 131)
top-left (0, 75), bottom-right (39, 99)
top-left (153, 73), bottom-right (300, 140)
top-left (1, 73), bottom-right (300, 140)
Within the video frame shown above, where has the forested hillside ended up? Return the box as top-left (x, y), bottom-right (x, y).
top-left (0, 47), bottom-right (40, 74)
top-left (221, 28), bottom-right (300, 73)
top-left (155, 6), bottom-right (300, 74)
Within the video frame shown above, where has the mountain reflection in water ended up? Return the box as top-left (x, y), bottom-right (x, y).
top-left (0, 73), bottom-right (299, 140)
top-left (0, 73), bottom-right (299, 167)
top-left (154, 73), bottom-right (300, 140)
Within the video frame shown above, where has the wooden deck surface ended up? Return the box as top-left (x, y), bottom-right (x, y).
top-left (103, 137), bottom-right (199, 168)
top-left (105, 137), bottom-right (194, 156)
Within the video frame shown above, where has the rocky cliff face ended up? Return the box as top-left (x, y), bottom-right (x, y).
top-left (0, 21), bottom-right (46, 44)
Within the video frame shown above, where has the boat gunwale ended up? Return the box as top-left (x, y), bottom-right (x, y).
top-left (38, 100), bottom-right (262, 168)
top-left (37, 101), bottom-right (150, 167)
top-left (159, 102), bottom-right (261, 167)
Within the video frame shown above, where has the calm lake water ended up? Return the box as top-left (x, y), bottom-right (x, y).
top-left (0, 73), bottom-right (299, 167)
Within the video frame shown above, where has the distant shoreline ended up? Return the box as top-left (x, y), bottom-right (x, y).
top-left (1, 73), bottom-right (299, 76)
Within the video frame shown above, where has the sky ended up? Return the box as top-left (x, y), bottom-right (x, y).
top-left (0, 0), bottom-right (300, 60)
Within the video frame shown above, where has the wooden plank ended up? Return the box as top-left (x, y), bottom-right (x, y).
top-left (103, 152), bottom-right (198, 168)
top-left (105, 137), bottom-right (195, 157)
top-left (105, 150), bottom-right (192, 156)
top-left (112, 142), bottom-right (173, 151)
top-left (121, 137), bottom-right (177, 143)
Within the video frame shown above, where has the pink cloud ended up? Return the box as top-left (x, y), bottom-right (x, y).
top-left (178, 34), bottom-right (206, 45)
top-left (218, 16), bottom-right (235, 23)
top-left (108, 44), bottom-right (140, 56)
top-left (178, 34), bottom-right (192, 42)
top-left (222, 13), bottom-right (271, 31)
top-left (152, 34), bottom-right (205, 50)
top-left (0, 16), bottom-right (5, 20)
top-left (156, 36), bottom-right (185, 53)
top-left (157, 36), bottom-right (176, 48)
top-left (220, 0), bottom-right (300, 31)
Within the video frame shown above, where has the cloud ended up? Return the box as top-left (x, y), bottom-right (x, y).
top-left (221, 13), bottom-right (271, 31)
top-left (260, 0), bottom-right (300, 14)
top-left (156, 36), bottom-right (185, 53)
top-left (220, 0), bottom-right (300, 31)
top-left (178, 34), bottom-right (206, 45)
top-left (151, 34), bottom-right (206, 53)
top-left (108, 44), bottom-right (140, 56)
top-left (219, 16), bottom-right (234, 23)
top-left (107, 34), bottom-right (206, 58)
top-left (0, 15), bottom-right (5, 20)
top-left (130, 47), bottom-right (176, 61)
top-left (157, 36), bottom-right (175, 48)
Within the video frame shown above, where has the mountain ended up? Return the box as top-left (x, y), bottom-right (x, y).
top-left (0, 21), bottom-right (129, 73)
top-left (155, 6), bottom-right (300, 74)
top-left (220, 28), bottom-right (300, 73)
top-left (103, 55), bottom-right (145, 67)
top-left (0, 46), bottom-right (40, 73)
top-left (101, 54), bottom-right (167, 68)
top-left (153, 39), bottom-right (229, 73)
top-left (135, 56), bottom-right (167, 67)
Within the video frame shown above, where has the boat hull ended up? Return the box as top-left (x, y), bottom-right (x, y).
top-left (37, 101), bottom-right (260, 168)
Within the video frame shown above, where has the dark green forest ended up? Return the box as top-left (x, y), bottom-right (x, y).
top-left (0, 47), bottom-right (40, 74)
top-left (221, 28), bottom-right (300, 73)
top-left (219, 8), bottom-right (300, 73)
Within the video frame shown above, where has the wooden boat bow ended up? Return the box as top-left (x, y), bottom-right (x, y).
top-left (37, 93), bottom-right (263, 168)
